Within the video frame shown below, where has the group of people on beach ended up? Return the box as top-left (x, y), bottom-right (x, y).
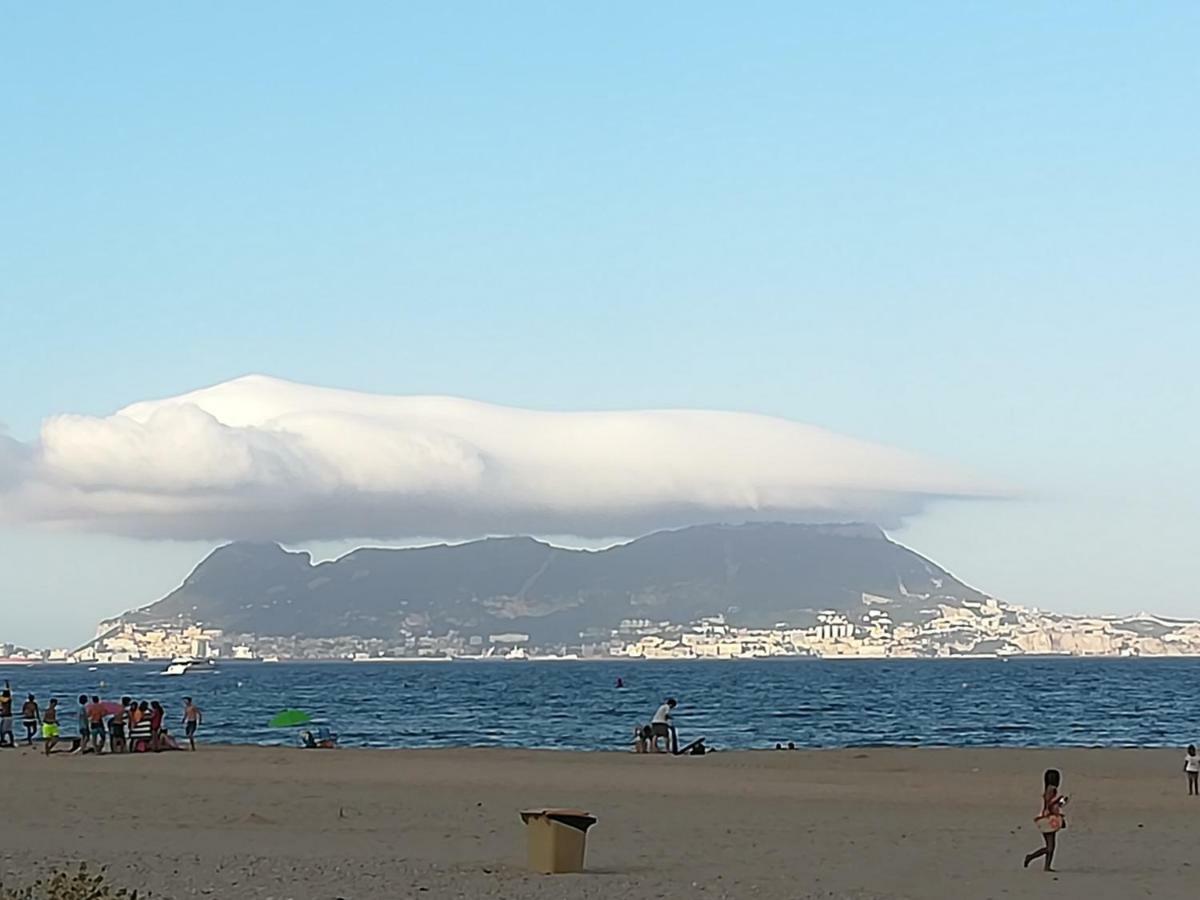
top-left (633, 697), bottom-right (678, 754)
top-left (0, 680), bottom-right (203, 756)
top-left (630, 697), bottom-right (708, 756)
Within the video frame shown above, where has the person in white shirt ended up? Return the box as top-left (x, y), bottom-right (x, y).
top-left (1185, 745), bottom-right (1199, 796)
top-left (650, 698), bottom-right (677, 754)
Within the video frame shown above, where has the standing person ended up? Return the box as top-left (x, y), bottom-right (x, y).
top-left (182, 697), bottom-right (202, 751)
top-left (1185, 745), bottom-right (1200, 796)
top-left (0, 681), bottom-right (13, 748)
top-left (88, 696), bottom-right (106, 754)
top-left (150, 701), bottom-right (164, 752)
top-left (42, 699), bottom-right (60, 756)
top-left (128, 700), bottom-right (143, 752)
top-left (74, 695), bottom-right (91, 754)
top-left (109, 699), bottom-right (128, 754)
top-left (132, 701), bottom-right (153, 752)
top-left (650, 698), bottom-right (677, 754)
top-left (124, 696), bottom-right (137, 739)
top-left (1024, 769), bottom-right (1068, 872)
top-left (21, 694), bottom-right (41, 746)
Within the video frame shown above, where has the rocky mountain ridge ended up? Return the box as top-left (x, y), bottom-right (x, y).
top-left (125, 523), bottom-right (988, 643)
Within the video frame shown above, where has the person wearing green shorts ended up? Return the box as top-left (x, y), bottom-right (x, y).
top-left (42, 698), bottom-right (60, 756)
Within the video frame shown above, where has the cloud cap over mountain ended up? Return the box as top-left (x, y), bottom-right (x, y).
top-left (1, 376), bottom-right (1000, 541)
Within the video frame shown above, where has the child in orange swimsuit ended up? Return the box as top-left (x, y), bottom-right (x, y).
top-left (1024, 768), bottom-right (1068, 872)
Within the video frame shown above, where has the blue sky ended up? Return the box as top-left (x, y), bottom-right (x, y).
top-left (2, 3), bottom-right (1198, 645)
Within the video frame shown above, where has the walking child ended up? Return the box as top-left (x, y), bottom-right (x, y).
top-left (1024, 768), bottom-right (1068, 872)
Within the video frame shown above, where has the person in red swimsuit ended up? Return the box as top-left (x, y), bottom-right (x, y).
top-left (150, 701), bottom-right (165, 752)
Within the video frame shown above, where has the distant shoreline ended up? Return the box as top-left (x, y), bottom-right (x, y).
top-left (6, 653), bottom-right (1200, 668)
top-left (13, 743), bottom-right (1191, 756)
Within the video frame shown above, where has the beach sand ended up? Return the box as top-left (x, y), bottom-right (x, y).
top-left (1, 745), bottom-right (1195, 899)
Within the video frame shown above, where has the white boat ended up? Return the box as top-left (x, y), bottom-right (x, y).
top-left (161, 658), bottom-right (217, 676)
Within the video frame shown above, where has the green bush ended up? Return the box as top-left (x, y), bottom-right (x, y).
top-left (0, 863), bottom-right (144, 900)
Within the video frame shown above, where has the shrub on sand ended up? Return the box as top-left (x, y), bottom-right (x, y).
top-left (0, 863), bottom-right (144, 900)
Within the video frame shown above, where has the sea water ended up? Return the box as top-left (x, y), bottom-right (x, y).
top-left (2, 657), bottom-right (1196, 751)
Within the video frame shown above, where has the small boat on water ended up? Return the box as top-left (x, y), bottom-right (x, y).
top-left (161, 657), bottom-right (218, 676)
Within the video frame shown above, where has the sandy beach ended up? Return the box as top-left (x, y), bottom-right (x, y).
top-left (1, 745), bottom-right (1195, 899)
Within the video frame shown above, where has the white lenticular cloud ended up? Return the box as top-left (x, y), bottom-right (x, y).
top-left (0, 375), bottom-right (999, 540)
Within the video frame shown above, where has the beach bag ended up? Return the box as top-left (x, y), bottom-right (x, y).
top-left (1035, 814), bottom-right (1064, 834)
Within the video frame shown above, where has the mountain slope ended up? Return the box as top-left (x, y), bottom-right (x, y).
top-left (130, 523), bottom-right (988, 642)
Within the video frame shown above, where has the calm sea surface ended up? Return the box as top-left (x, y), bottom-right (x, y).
top-left (2, 658), bottom-right (1196, 751)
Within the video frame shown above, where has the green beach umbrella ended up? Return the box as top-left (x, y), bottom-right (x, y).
top-left (269, 709), bottom-right (312, 728)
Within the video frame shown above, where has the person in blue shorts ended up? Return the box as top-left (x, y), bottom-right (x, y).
top-left (21, 694), bottom-right (41, 745)
top-left (87, 695), bottom-right (107, 754)
top-left (182, 697), bottom-right (202, 751)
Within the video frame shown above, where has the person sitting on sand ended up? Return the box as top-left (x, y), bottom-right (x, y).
top-left (298, 728), bottom-right (337, 749)
top-left (158, 727), bottom-right (183, 751)
top-left (21, 694), bottom-right (41, 746)
top-left (42, 699), bottom-right (60, 755)
top-left (650, 698), bottom-right (677, 754)
top-left (1185, 745), bottom-right (1199, 796)
top-left (1025, 768), bottom-right (1068, 872)
top-left (633, 725), bottom-right (652, 753)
